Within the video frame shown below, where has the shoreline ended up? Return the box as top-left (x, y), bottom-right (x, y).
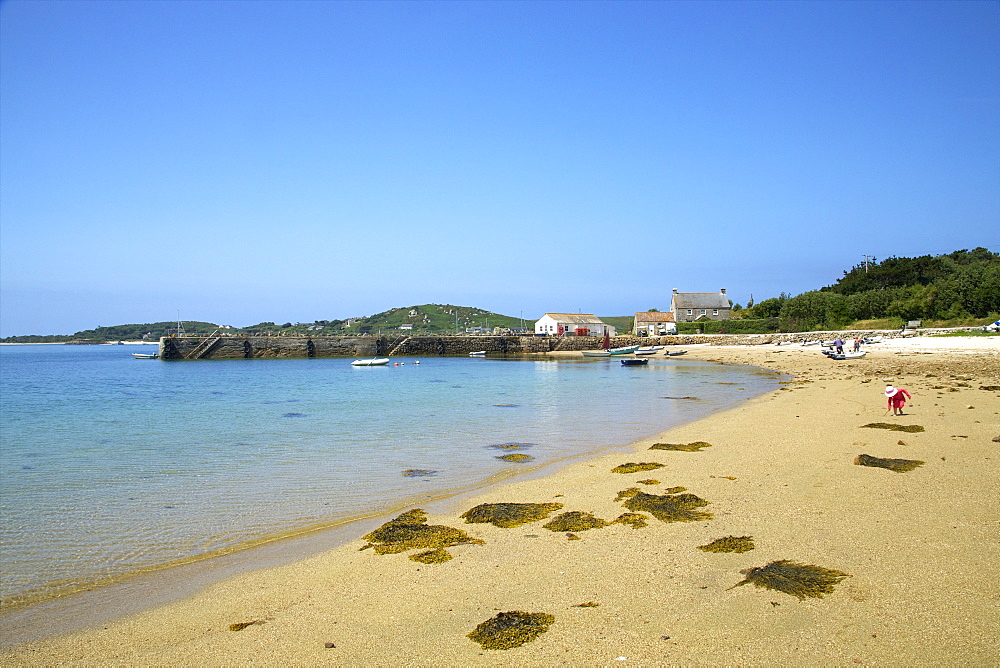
top-left (2, 337), bottom-right (998, 664)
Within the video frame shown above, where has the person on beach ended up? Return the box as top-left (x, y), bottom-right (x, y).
top-left (885, 385), bottom-right (912, 415)
top-left (853, 337), bottom-right (862, 353)
top-left (834, 337), bottom-right (844, 354)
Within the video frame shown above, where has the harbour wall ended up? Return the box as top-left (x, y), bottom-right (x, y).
top-left (157, 328), bottom-right (947, 360)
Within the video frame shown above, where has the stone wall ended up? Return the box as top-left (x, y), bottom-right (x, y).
top-left (159, 328), bottom-right (977, 360)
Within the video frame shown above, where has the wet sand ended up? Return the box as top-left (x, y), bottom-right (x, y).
top-left (3, 336), bottom-right (998, 665)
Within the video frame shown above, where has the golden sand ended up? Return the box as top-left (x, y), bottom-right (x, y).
top-left (3, 337), bottom-right (998, 665)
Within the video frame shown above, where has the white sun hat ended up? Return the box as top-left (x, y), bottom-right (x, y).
top-left (884, 385), bottom-right (899, 397)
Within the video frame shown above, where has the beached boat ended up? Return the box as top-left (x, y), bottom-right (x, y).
top-left (829, 351), bottom-right (867, 360)
top-left (608, 345), bottom-right (641, 355)
top-left (582, 350), bottom-right (611, 357)
top-left (620, 358), bottom-right (648, 366)
top-left (469, 351), bottom-right (486, 357)
top-left (665, 350), bottom-right (687, 356)
top-left (351, 358), bottom-right (390, 366)
top-left (132, 353), bottom-right (159, 359)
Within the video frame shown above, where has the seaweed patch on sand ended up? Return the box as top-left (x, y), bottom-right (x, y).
top-left (401, 469), bottom-right (438, 477)
top-left (461, 502), bottom-right (564, 528)
top-left (611, 462), bottom-right (665, 474)
top-left (728, 560), bottom-right (850, 600)
top-left (616, 487), bottom-right (712, 523)
top-left (854, 453), bottom-right (925, 473)
top-left (543, 511), bottom-right (610, 532)
top-left (360, 509), bottom-right (484, 558)
top-left (650, 441), bottom-right (712, 452)
top-left (698, 536), bottom-right (755, 553)
top-left (467, 611), bottom-right (555, 650)
top-left (637, 479), bottom-right (660, 485)
top-left (229, 620), bottom-right (264, 631)
top-left (862, 422), bottom-right (925, 433)
top-left (612, 512), bottom-right (649, 529)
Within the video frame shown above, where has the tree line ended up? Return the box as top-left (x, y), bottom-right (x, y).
top-left (740, 248), bottom-right (999, 332)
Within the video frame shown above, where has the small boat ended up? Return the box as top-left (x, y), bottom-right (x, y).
top-left (862, 336), bottom-right (883, 344)
top-left (634, 349), bottom-right (658, 356)
top-left (829, 351), bottom-right (867, 360)
top-left (665, 350), bottom-right (687, 356)
top-left (801, 340), bottom-right (821, 346)
top-left (607, 345), bottom-right (641, 355)
top-left (469, 351), bottom-right (487, 357)
top-left (351, 358), bottom-right (390, 366)
top-left (132, 353), bottom-right (158, 359)
top-left (582, 350), bottom-right (612, 357)
top-left (621, 358), bottom-right (648, 366)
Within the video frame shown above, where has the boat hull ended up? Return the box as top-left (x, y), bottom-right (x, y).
top-left (351, 358), bottom-right (390, 366)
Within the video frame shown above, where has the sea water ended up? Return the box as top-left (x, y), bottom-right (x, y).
top-left (0, 344), bottom-right (782, 609)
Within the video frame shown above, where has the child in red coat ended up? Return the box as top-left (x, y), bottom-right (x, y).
top-left (885, 385), bottom-right (912, 415)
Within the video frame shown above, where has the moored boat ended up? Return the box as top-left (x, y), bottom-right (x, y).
top-left (132, 353), bottom-right (159, 359)
top-left (582, 350), bottom-right (611, 357)
top-left (351, 358), bottom-right (390, 366)
top-left (621, 358), bottom-right (649, 366)
top-left (469, 351), bottom-right (486, 357)
top-left (607, 345), bottom-right (641, 355)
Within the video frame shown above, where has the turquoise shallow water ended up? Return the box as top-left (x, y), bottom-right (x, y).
top-left (0, 344), bottom-right (781, 607)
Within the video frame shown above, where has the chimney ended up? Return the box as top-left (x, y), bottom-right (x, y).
top-left (720, 288), bottom-right (726, 295)
top-left (672, 288), bottom-right (678, 295)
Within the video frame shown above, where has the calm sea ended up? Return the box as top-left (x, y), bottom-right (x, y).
top-left (0, 343), bottom-right (782, 610)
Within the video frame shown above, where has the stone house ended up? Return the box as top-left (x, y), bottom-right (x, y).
top-left (534, 314), bottom-right (616, 337)
top-left (670, 288), bottom-right (732, 322)
top-left (633, 311), bottom-right (677, 336)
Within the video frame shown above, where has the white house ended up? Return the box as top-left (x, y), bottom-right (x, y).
top-left (534, 313), bottom-right (616, 337)
top-left (633, 311), bottom-right (676, 336)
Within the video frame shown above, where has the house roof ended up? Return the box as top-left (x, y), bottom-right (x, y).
top-left (671, 293), bottom-right (731, 310)
top-left (634, 311), bottom-right (675, 323)
top-left (540, 313), bottom-right (607, 324)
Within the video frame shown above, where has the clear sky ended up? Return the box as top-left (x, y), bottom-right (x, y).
top-left (1, 0), bottom-right (998, 336)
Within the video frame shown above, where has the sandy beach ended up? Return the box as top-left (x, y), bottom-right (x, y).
top-left (3, 335), bottom-right (998, 665)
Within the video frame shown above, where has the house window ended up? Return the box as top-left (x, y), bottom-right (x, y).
top-left (686, 309), bottom-right (692, 315)
top-left (713, 309), bottom-right (719, 316)
top-left (700, 309), bottom-right (707, 315)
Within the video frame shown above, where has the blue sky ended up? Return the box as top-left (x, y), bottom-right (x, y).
top-left (1, 0), bottom-right (997, 336)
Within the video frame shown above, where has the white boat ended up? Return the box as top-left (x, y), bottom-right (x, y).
top-left (829, 351), bottom-right (867, 360)
top-left (582, 350), bottom-right (611, 357)
top-left (469, 351), bottom-right (487, 357)
top-left (132, 353), bottom-right (158, 359)
top-left (665, 350), bottom-right (687, 356)
top-left (351, 358), bottom-right (390, 366)
top-left (607, 345), bottom-right (641, 355)
top-left (634, 349), bottom-right (659, 356)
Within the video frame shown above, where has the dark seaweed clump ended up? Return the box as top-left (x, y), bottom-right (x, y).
top-left (461, 502), bottom-right (564, 528)
top-left (488, 442), bottom-right (535, 451)
top-left (854, 454), bottom-right (925, 473)
top-left (410, 548), bottom-right (452, 564)
top-left (649, 441), bottom-right (712, 452)
top-left (637, 479), bottom-right (660, 485)
top-left (698, 535), bottom-right (755, 553)
top-left (616, 487), bottom-right (712, 523)
top-left (543, 511), bottom-right (609, 532)
top-left (401, 469), bottom-right (438, 477)
top-left (467, 611), bottom-right (555, 650)
top-left (611, 462), bottom-right (665, 474)
top-left (360, 509), bottom-right (484, 557)
top-left (496, 453), bottom-right (535, 463)
top-left (728, 560), bottom-right (850, 600)
top-left (612, 512), bottom-right (649, 529)
top-left (862, 422), bottom-right (925, 433)
top-left (978, 385), bottom-right (1000, 391)
top-left (229, 620), bottom-right (263, 631)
